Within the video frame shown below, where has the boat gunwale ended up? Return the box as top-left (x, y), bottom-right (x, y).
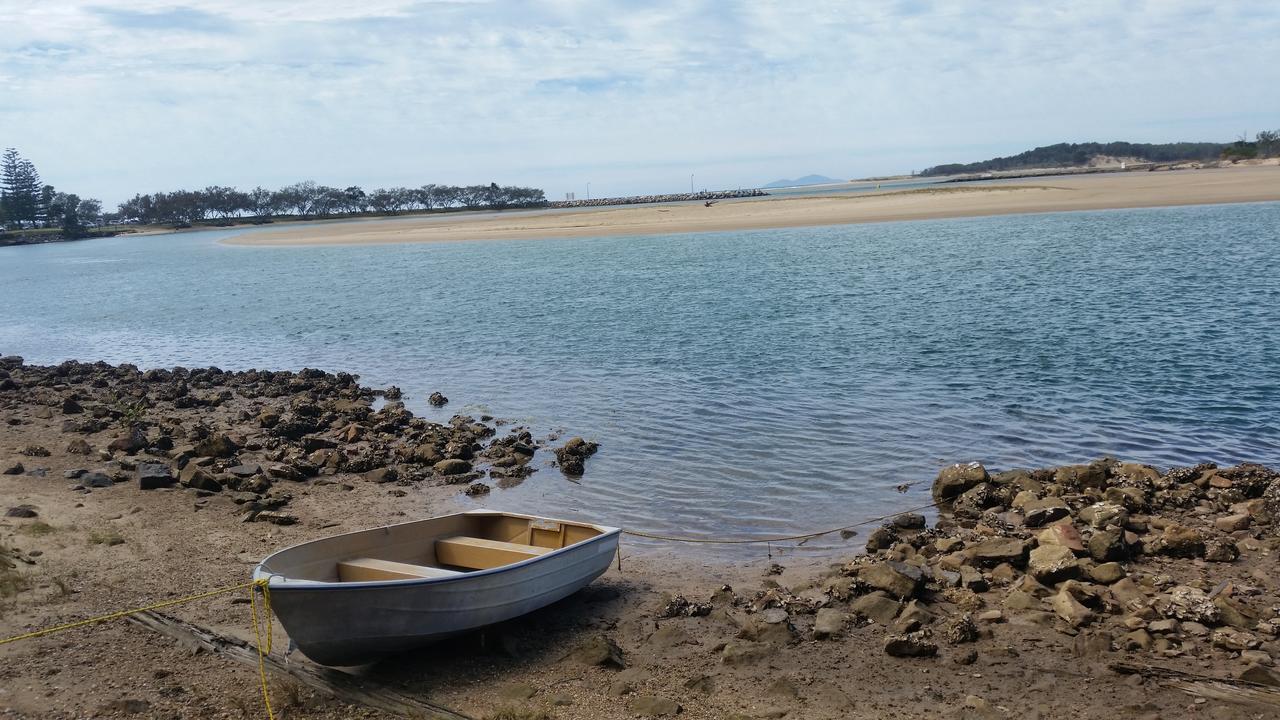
top-left (253, 508), bottom-right (620, 592)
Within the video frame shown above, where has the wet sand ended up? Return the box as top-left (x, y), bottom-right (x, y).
top-left (228, 165), bottom-right (1280, 247)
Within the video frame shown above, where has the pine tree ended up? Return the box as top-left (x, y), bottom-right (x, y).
top-left (0, 148), bottom-right (19, 227)
top-left (0, 150), bottom-right (43, 226)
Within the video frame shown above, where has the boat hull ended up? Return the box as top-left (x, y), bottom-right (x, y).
top-left (254, 512), bottom-right (619, 666)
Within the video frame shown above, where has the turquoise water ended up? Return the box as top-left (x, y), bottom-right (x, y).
top-left (2, 202), bottom-right (1278, 550)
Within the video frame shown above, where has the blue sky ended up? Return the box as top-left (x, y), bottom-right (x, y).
top-left (2, 1), bottom-right (1278, 205)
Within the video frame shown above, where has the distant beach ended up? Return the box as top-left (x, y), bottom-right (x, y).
top-left (228, 164), bottom-right (1280, 247)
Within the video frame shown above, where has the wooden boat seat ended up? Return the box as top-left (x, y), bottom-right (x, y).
top-left (435, 536), bottom-right (552, 570)
top-left (337, 558), bottom-right (463, 582)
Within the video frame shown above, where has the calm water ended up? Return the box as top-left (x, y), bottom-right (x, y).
top-left (3, 202), bottom-right (1279, 554)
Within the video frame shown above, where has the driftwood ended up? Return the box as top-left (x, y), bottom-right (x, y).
top-left (1111, 661), bottom-right (1280, 709)
top-left (127, 610), bottom-right (471, 719)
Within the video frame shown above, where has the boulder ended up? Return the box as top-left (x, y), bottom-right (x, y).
top-left (860, 561), bottom-right (923, 599)
top-left (851, 592), bottom-right (902, 624)
top-left (136, 464), bottom-right (175, 490)
top-left (933, 462), bottom-right (989, 502)
top-left (180, 466), bottom-right (222, 492)
top-left (433, 458), bottom-right (471, 476)
top-left (1036, 522), bottom-right (1085, 552)
top-left (969, 538), bottom-right (1028, 565)
top-left (1239, 665), bottom-right (1280, 687)
top-left (1152, 524), bottom-right (1205, 558)
top-left (1204, 539), bottom-right (1239, 563)
top-left (107, 428), bottom-right (147, 455)
top-left (1028, 545), bottom-right (1079, 584)
top-left (1023, 497), bottom-right (1070, 527)
top-left (66, 439), bottom-right (92, 455)
top-left (1087, 529), bottom-right (1128, 562)
top-left (864, 526), bottom-right (898, 552)
top-left (884, 630), bottom-right (938, 658)
top-left (1078, 502), bottom-right (1128, 529)
top-left (1215, 513), bottom-right (1252, 532)
top-left (5, 505), bottom-right (38, 518)
top-left (1051, 588), bottom-right (1094, 627)
top-left (812, 608), bottom-right (846, 640)
top-left (193, 433), bottom-right (239, 458)
top-left (892, 512), bottom-right (926, 529)
top-left (428, 391), bottom-right (449, 407)
top-left (1088, 562), bottom-right (1125, 584)
top-left (2, 460), bottom-right (24, 475)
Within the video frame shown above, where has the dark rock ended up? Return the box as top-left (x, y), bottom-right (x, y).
top-left (19, 444), bottom-right (51, 457)
top-left (864, 526), bottom-right (898, 552)
top-left (81, 472), bottom-right (113, 488)
top-left (5, 505), bottom-right (38, 518)
top-left (66, 439), bottom-right (92, 455)
top-left (464, 482), bottom-right (490, 496)
top-left (107, 428), bottom-right (148, 455)
top-left (428, 391), bottom-right (448, 407)
top-left (2, 460), bottom-right (24, 475)
top-left (61, 397), bottom-right (83, 414)
top-left (225, 464), bottom-right (261, 478)
top-left (137, 463), bottom-right (175, 490)
top-left (554, 437), bottom-right (599, 476)
top-left (892, 512), bottom-right (927, 529)
top-left (193, 433), bottom-right (239, 458)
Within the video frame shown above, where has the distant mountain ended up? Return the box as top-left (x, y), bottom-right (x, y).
top-left (762, 174), bottom-right (843, 188)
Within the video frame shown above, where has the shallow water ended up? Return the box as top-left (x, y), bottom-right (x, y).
top-left (3, 202), bottom-right (1278, 555)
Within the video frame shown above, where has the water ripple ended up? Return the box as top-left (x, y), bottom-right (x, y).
top-left (1, 203), bottom-right (1279, 557)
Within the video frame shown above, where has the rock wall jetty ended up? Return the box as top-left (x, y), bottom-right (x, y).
top-left (548, 189), bottom-right (768, 209)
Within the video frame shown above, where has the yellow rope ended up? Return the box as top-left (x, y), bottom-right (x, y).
top-left (622, 499), bottom-right (941, 544)
top-left (250, 581), bottom-right (276, 720)
top-left (0, 578), bottom-right (276, 719)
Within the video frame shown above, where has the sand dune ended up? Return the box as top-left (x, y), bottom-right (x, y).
top-left (228, 165), bottom-right (1280, 247)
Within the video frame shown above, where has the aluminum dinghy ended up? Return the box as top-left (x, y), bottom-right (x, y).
top-left (253, 508), bottom-right (620, 665)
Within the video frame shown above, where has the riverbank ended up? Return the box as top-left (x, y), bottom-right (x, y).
top-left (229, 164), bottom-right (1280, 247)
top-left (2, 357), bottom-right (1279, 718)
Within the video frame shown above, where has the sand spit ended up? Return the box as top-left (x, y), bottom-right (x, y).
top-left (227, 165), bottom-right (1280, 247)
top-left (3, 356), bottom-right (1280, 718)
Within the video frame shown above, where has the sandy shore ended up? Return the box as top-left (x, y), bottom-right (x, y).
top-left (4, 357), bottom-right (1280, 718)
top-left (228, 165), bottom-right (1280, 247)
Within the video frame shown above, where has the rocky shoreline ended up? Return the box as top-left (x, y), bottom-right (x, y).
top-left (0, 356), bottom-right (596, 526)
top-left (3, 356), bottom-right (1279, 719)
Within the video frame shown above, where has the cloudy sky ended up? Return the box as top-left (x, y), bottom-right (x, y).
top-left (3, 1), bottom-right (1278, 205)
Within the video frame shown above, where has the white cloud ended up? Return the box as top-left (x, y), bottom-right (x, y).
top-left (2, 0), bottom-right (1277, 204)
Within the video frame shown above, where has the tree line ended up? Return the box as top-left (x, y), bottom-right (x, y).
top-left (115, 181), bottom-right (547, 226)
top-left (919, 137), bottom-right (1280, 176)
top-left (1, 148), bottom-right (103, 236)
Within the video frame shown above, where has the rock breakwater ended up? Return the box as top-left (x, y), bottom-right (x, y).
top-left (548, 189), bottom-right (768, 209)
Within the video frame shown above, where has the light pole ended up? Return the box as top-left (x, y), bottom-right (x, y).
top-left (690, 174), bottom-right (694, 194)
top-left (586, 182), bottom-right (591, 201)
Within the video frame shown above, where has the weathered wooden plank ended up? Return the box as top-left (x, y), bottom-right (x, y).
top-left (127, 610), bottom-right (471, 719)
top-left (1110, 661), bottom-right (1280, 709)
